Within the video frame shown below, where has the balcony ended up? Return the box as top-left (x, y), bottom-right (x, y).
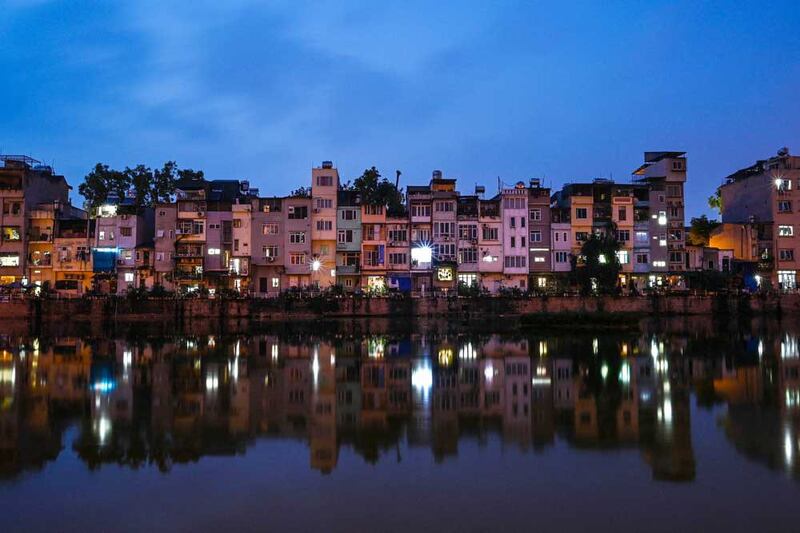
top-left (336, 264), bottom-right (360, 275)
top-left (28, 230), bottom-right (52, 242)
top-left (28, 254), bottom-right (52, 266)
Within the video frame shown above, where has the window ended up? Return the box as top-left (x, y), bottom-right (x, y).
top-left (388, 253), bottom-right (407, 265)
top-left (434, 243), bottom-right (456, 258)
top-left (434, 201), bottom-right (454, 212)
top-left (653, 260), bottom-right (666, 267)
top-left (482, 226), bottom-right (498, 241)
top-left (316, 198), bottom-right (333, 209)
top-left (667, 184), bottom-right (681, 197)
top-left (341, 209), bottom-right (358, 220)
top-left (289, 232), bottom-right (306, 244)
top-left (530, 208), bottom-right (541, 221)
top-left (779, 201), bottom-right (792, 213)
top-left (636, 253), bottom-right (649, 265)
top-left (576, 208), bottom-right (588, 219)
top-left (0, 253), bottom-right (20, 267)
top-left (778, 179), bottom-right (792, 191)
top-left (124, 272), bottom-right (135, 283)
top-left (779, 249), bottom-right (795, 261)
top-left (433, 222), bottom-right (455, 238)
top-left (617, 207), bottom-right (627, 221)
top-left (263, 223), bottom-right (279, 235)
top-left (272, 277), bottom-right (280, 288)
top-left (533, 256), bottom-right (545, 263)
top-left (388, 229), bottom-right (408, 242)
top-left (2, 202), bottom-right (21, 215)
top-left (207, 248), bottom-right (221, 255)
top-left (555, 251), bottom-right (568, 263)
top-left (503, 197), bottom-right (526, 209)
top-left (504, 255), bottom-right (526, 268)
top-left (672, 160), bottom-right (684, 171)
top-left (233, 219), bottom-right (242, 228)
top-left (575, 232), bottom-right (589, 242)
top-left (616, 230), bottom-right (630, 242)
top-left (459, 225), bottom-right (478, 240)
top-left (287, 205), bottom-right (308, 219)
top-left (413, 228), bottom-right (431, 242)
top-left (616, 250), bottom-right (630, 264)
top-left (779, 225), bottom-right (794, 237)
top-left (315, 220), bottom-right (333, 231)
top-left (521, 217), bottom-right (526, 228)
top-left (120, 227), bottom-right (132, 237)
top-left (1, 226), bottom-right (21, 241)
top-left (459, 247), bottom-right (478, 264)
top-left (657, 210), bottom-right (668, 225)
top-left (364, 205), bottom-right (384, 215)
top-left (338, 229), bottom-right (354, 243)
top-left (529, 230), bottom-right (542, 243)
top-left (412, 204), bottom-right (431, 217)
top-left (669, 206), bottom-right (680, 218)
top-left (509, 217), bottom-right (516, 228)
top-left (510, 236), bottom-right (516, 248)
top-left (263, 246), bottom-right (279, 258)
top-left (635, 231), bottom-right (648, 242)
top-left (669, 251), bottom-right (683, 263)
top-left (316, 175), bottom-right (333, 186)
top-left (290, 253), bottom-right (306, 265)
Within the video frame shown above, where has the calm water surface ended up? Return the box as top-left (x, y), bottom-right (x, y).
top-left (1, 318), bottom-right (799, 532)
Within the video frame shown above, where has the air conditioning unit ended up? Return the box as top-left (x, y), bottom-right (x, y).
top-left (288, 206), bottom-right (295, 214)
top-left (267, 257), bottom-right (275, 263)
top-left (197, 212), bottom-right (205, 217)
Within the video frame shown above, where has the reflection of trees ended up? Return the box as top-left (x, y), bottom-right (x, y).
top-left (722, 405), bottom-right (799, 479)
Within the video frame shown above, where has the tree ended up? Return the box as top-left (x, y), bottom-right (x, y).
top-left (177, 168), bottom-right (204, 182)
top-left (708, 188), bottom-right (722, 214)
top-left (125, 164), bottom-right (153, 208)
top-left (571, 233), bottom-right (622, 294)
top-left (352, 166), bottom-right (404, 212)
top-left (688, 215), bottom-right (721, 246)
top-left (290, 186), bottom-right (310, 197)
top-left (79, 163), bottom-right (130, 208)
top-left (152, 161), bottom-right (180, 204)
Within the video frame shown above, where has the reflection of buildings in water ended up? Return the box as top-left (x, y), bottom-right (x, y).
top-left (12, 329), bottom-right (800, 482)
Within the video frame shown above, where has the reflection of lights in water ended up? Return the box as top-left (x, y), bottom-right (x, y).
top-left (601, 364), bottom-right (609, 380)
top-left (271, 344), bottom-right (279, 362)
top-left (194, 358), bottom-right (201, 370)
top-left (651, 339), bottom-right (659, 359)
top-left (531, 376), bottom-right (551, 386)
top-left (781, 335), bottom-right (799, 359)
top-left (368, 337), bottom-right (385, 359)
top-left (621, 343), bottom-right (628, 357)
top-left (484, 362), bottom-right (495, 384)
top-left (331, 350), bottom-right (336, 366)
top-left (458, 343), bottom-right (476, 360)
top-left (785, 428), bottom-right (794, 466)
top-left (786, 389), bottom-right (800, 408)
top-left (95, 416), bottom-right (111, 445)
top-left (312, 347), bottom-right (320, 390)
top-left (208, 336), bottom-right (216, 348)
top-left (91, 380), bottom-right (115, 393)
top-left (536, 365), bottom-right (547, 376)
top-left (438, 348), bottom-right (454, 367)
top-left (0, 367), bottom-right (15, 386)
top-left (758, 340), bottom-right (764, 358)
top-left (619, 362), bottom-right (631, 384)
top-left (593, 338), bottom-right (599, 355)
top-left (205, 372), bottom-right (219, 391)
top-left (663, 381), bottom-right (671, 393)
top-left (640, 391), bottom-right (651, 402)
top-left (539, 341), bottom-right (548, 356)
top-left (412, 362), bottom-right (433, 391)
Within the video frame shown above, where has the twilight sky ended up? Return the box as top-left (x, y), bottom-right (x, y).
top-left (2, 1), bottom-right (799, 217)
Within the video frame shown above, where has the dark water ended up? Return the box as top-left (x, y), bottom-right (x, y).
top-left (1, 318), bottom-right (799, 532)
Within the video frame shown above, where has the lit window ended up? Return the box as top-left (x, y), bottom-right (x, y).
top-left (779, 225), bottom-right (794, 237)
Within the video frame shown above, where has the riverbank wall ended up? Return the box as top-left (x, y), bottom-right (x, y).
top-left (0, 294), bottom-right (795, 326)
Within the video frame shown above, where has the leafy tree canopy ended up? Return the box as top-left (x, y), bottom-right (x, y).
top-left (350, 166), bottom-right (404, 213)
top-left (571, 233), bottom-right (622, 294)
top-left (79, 161), bottom-right (203, 209)
top-left (688, 215), bottom-right (721, 246)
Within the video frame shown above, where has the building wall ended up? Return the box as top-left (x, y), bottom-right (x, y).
top-left (501, 187), bottom-right (528, 289)
top-left (283, 196), bottom-right (312, 287)
top-left (311, 163), bottom-right (339, 288)
top-left (528, 186), bottom-right (551, 273)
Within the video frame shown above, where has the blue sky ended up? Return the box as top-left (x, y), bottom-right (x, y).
top-left (2, 1), bottom-right (799, 217)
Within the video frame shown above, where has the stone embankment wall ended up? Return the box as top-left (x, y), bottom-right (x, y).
top-left (0, 294), bottom-right (795, 326)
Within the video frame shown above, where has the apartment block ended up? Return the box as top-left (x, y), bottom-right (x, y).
top-left (251, 197), bottom-right (283, 295)
top-left (311, 161), bottom-right (339, 288)
top-left (527, 179), bottom-right (551, 288)
top-left (335, 190), bottom-right (361, 292)
top-left (456, 194), bottom-right (479, 288)
top-left (478, 197), bottom-right (503, 292)
top-left (501, 184), bottom-right (529, 290)
top-left (283, 195), bottom-right (312, 288)
top-left (0, 156), bottom-right (70, 286)
top-left (719, 148), bottom-right (800, 288)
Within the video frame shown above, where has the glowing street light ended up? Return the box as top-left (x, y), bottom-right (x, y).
top-left (311, 258), bottom-right (322, 272)
top-left (411, 243), bottom-right (433, 264)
